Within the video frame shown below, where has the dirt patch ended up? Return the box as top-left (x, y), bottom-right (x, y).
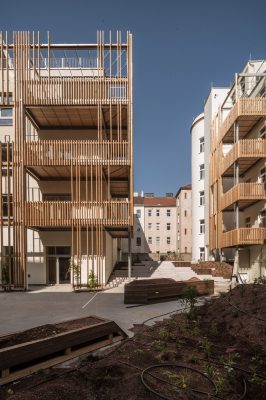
top-left (0, 285), bottom-right (265, 400)
top-left (192, 261), bottom-right (233, 279)
top-left (0, 316), bottom-right (104, 349)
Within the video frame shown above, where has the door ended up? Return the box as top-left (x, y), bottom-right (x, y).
top-left (59, 257), bottom-right (71, 283)
top-left (48, 257), bottom-right (57, 284)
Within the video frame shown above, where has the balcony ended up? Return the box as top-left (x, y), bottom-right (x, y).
top-left (25, 77), bottom-right (128, 106)
top-left (25, 200), bottom-right (129, 227)
top-left (25, 141), bottom-right (130, 167)
top-left (221, 227), bottom-right (266, 247)
top-left (219, 97), bottom-right (266, 142)
top-left (221, 183), bottom-right (266, 210)
top-left (221, 139), bottom-right (266, 175)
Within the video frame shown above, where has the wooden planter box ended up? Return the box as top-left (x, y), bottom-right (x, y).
top-left (0, 316), bottom-right (127, 385)
top-left (124, 278), bottom-right (214, 304)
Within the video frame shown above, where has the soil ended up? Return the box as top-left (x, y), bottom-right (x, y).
top-left (0, 316), bottom-right (104, 349)
top-left (0, 285), bottom-right (265, 400)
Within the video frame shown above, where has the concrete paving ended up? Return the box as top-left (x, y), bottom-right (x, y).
top-left (0, 285), bottom-right (187, 338)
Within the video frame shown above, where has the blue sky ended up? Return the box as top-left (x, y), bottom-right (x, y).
top-left (1, 0), bottom-right (266, 195)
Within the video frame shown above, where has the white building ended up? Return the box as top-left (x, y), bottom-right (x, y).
top-left (191, 88), bottom-right (229, 262)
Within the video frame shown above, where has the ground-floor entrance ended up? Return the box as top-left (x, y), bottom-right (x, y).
top-left (47, 246), bottom-right (71, 284)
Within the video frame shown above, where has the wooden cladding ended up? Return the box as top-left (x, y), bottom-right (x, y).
top-left (25, 77), bottom-right (128, 106)
top-left (219, 98), bottom-right (266, 142)
top-left (221, 139), bottom-right (266, 174)
top-left (221, 183), bottom-right (266, 210)
top-left (221, 228), bottom-right (266, 247)
top-left (25, 200), bottom-right (129, 227)
top-left (25, 140), bottom-right (129, 166)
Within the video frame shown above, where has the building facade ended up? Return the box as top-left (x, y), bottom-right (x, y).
top-left (176, 184), bottom-right (192, 261)
top-left (0, 31), bottom-right (133, 288)
top-left (210, 60), bottom-right (266, 281)
top-left (191, 88), bottom-right (229, 262)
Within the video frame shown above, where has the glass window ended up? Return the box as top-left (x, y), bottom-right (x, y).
top-left (185, 246), bottom-right (187, 253)
top-left (148, 237), bottom-right (152, 244)
top-left (136, 237), bottom-right (141, 246)
top-left (148, 222), bottom-right (152, 230)
top-left (156, 222), bottom-right (160, 230)
top-left (260, 210), bottom-right (266, 228)
top-left (184, 210), bottom-right (187, 217)
top-left (167, 209), bottom-right (171, 217)
top-left (167, 223), bottom-right (171, 230)
top-left (200, 247), bottom-right (205, 261)
top-left (199, 137), bottom-right (204, 153)
top-left (200, 190), bottom-right (205, 206)
top-left (0, 108), bottom-right (13, 126)
top-left (184, 192), bottom-right (187, 199)
top-left (156, 237), bottom-right (160, 245)
top-left (200, 219), bottom-right (205, 234)
top-left (148, 209), bottom-right (152, 217)
top-left (259, 127), bottom-right (266, 139)
top-left (199, 164), bottom-right (205, 180)
top-left (2, 194), bottom-right (13, 218)
top-left (260, 167), bottom-right (266, 183)
top-left (136, 209), bottom-right (141, 218)
top-left (167, 237), bottom-right (171, 244)
top-left (156, 209), bottom-right (160, 217)
top-left (184, 228), bottom-right (187, 235)
top-left (245, 217), bottom-right (251, 228)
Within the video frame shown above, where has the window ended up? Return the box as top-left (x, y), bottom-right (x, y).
top-left (1, 144), bottom-right (12, 162)
top-left (156, 209), bottom-right (160, 217)
top-left (166, 209), bottom-right (171, 217)
top-left (156, 237), bottom-right (160, 245)
top-left (199, 164), bottom-right (205, 180)
top-left (245, 217), bottom-right (251, 228)
top-left (260, 167), bottom-right (266, 183)
top-left (200, 190), bottom-right (205, 206)
top-left (136, 209), bottom-right (141, 218)
top-left (167, 223), bottom-right (171, 231)
top-left (185, 246), bottom-right (187, 253)
top-left (2, 194), bottom-right (13, 218)
top-left (4, 135), bottom-right (10, 143)
top-left (136, 237), bottom-right (141, 246)
top-left (148, 209), bottom-right (152, 217)
top-left (184, 210), bottom-right (187, 217)
top-left (259, 210), bottom-right (266, 228)
top-left (184, 228), bottom-right (187, 235)
top-left (148, 237), bottom-right (152, 244)
top-left (148, 222), bottom-right (152, 230)
top-left (259, 127), bottom-right (266, 139)
top-left (156, 222), bottom-right (160, 230)
top-left (0, 108), bottom-right (13, 126)
top-left (177, 213), bottom-right (180, 223)
top-left (200, 247), bottom-right (205, 261)
top-left (199, 137), bottom-right (205, 153)
top-left (200, 219), bottom-right (205, 234)
top-left (167, 237), bottom-right (171, 244)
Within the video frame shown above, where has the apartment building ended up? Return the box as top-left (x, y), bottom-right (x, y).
top-left (176, 184), bottom-right (192, 261)
top-left (0, 31), bottom-right (133, 289)
top-left (122, 193), bottom-right (177, 257)
top-left (210, 60), bottom-right (266, 281)
top-left (191, 88), bottom-right (229, 262)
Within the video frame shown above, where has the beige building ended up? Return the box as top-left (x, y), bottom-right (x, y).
top-left (176, 184), bottom-right (192, 261)
top-left (210, 60), bottom-right (266, 282)
top-left (0, 31), bottom-right (133, 289)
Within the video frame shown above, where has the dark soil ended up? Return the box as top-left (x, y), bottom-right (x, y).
top-left (0, 285), bottom-right (265, 400)
top-left (0, 316), bottom-right (104, 349)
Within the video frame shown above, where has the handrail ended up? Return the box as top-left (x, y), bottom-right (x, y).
top-left (221, 182), bottom-right (266, 209)
top-left (221, 228), bottom-right (266, 247)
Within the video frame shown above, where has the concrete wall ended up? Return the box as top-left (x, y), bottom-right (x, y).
top-left (176, 189), bottom-right (192, 259)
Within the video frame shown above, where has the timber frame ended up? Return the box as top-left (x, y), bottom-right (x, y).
top-left (0, 31), bottom-right (133, 289)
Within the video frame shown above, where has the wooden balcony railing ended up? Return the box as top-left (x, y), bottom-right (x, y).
top-left (221, 227), bottom-right (266, 247)
top-left (221, 183), bottom-right (266, 210)
top-left (25, 77), bottom-right (128, 105)
top-left (24, 141), bottom-right (130, 166)
top-left (219, 98), bottom-right (266, 142)
top-left (221, 139), bottom-right (266, 174)
top-left (25, 201), bottom-right (130, 227)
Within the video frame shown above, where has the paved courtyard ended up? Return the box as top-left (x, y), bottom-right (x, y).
top-left (0, 285), bottom-right (189, 337)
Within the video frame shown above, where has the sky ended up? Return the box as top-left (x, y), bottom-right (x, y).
top-left (1, 0), bottom-right (266, 195)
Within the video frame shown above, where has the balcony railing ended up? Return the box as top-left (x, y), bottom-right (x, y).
top-left (221, 227), bottom-right (266, 247)
top-left (25, 77), bottom-right (128, 105)
top-left (221, 139), bottom-right (266, 174)
top-left (25, 201), bottom-right (129, 227)
top-left (221, 183), bottom-right (266, 209)
top-left (24, 141), bottom-right (129, 166)
top-left (219, 98), bottom-right (266, 142)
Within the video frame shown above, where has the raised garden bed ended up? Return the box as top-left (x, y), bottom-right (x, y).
top-left (0, 316), bottom-right (127, 385)
top-left (124, 278), bottom-right (214, 304)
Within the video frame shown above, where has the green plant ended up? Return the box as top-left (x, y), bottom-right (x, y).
top-left (210, 321), bottom-right (218, 336)
top-left (199, 337), bottom-right (212, 359)
top-left (163, 371), bottom-right (188, 389)
top-left (68, 260), bottom-right (81, 284)
top-left (88, 270), bottom-right (98, 289)
top-left (188, 354), bottom-right (199, 364)
top-left (254, 276), bottom-right (266, 284)
top-left (220, 353), bottom-right (239, 382)
top-left (249, 366), bottom-right (266, 386)
top-left (182, 285), bottom-right (198, 318)
top-left (159, 327), bottom-right (170, 341)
